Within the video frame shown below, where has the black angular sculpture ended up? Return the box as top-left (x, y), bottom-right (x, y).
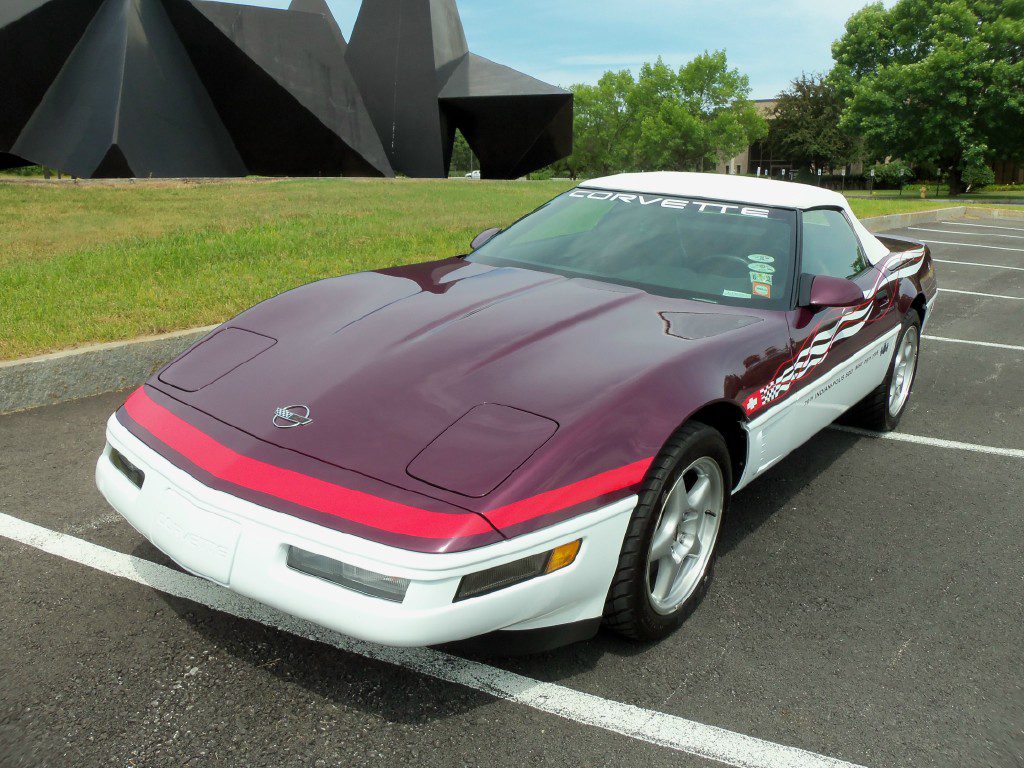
top-left (346, 0), bottom-right (572, 179)
top-left (0, 0), bottom-right (571, 179)
top-left (1, 0), bottom-right (392, 178)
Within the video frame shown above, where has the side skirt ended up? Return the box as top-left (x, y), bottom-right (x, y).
top-left (735, 326), bottom-right (901, 492)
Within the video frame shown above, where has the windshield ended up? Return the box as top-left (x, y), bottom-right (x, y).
top-left (468, 188), bottom-right (797, 309)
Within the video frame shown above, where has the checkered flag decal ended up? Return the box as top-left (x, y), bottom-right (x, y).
top-left (744, 248), bottom-right (926, 417)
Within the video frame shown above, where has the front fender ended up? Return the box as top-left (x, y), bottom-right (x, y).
top-left (474, 321), bottom-right (788, 539)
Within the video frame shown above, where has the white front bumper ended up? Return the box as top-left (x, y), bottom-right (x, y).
top-left (97, 415), bottom-right (634, 647)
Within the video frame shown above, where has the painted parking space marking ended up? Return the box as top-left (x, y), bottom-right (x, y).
top-left (0, 511), bottom-right (866, 768)
top-left (943, 221), bottom-right (1024, 233)
top-left (831, 426), bottom-right (1024, 459)
top-left (921, 240), bottom-right (1024, 254)
top-left (909, 227), bottom-right (1024, 241)
top-left (923, 335), bottom-right (1024, 352)
top-left (933, 259), bottom-right (1024, 272)
top-left (938, 288), bottom-right (1024, 301)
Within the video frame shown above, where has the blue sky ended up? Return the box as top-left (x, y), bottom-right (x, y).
top-left (235, 0), bottom-right (895, 99)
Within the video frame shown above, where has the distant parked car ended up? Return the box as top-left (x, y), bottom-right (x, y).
top-left (465, 170), bottom-right (481, 180)
top-left (97, 172), bottom-right (936, 652)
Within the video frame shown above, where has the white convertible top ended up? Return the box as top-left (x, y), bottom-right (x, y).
top-left (580, 172), bottom-right (890, 264)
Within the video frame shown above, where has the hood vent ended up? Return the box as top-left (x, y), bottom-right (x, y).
top-left (659, 312), bottom-right (762, 340)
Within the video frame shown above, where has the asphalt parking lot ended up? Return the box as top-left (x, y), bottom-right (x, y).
top-left (1, 217), bottom-right (1022, 768)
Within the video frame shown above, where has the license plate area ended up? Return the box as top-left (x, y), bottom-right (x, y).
top-left (151, 489), bottom-right (241, 584)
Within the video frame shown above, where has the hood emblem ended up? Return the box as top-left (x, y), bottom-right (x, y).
top-left (273, 405), bottom-right (313, 429)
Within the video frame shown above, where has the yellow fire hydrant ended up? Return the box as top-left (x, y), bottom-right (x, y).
top-left (920, 186), bottom-right (928, 199)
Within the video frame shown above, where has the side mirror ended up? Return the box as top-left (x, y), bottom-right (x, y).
top-left (471, 227), bottom-right (502, 250)
top-left (803, 275), bottom-right (865, 310)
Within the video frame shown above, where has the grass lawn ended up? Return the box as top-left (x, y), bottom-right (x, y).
top-left (846, 187), bottom-right (1024, 200)
top-left (839, 198), bottom-right (968, 217)
top-left (0, 177), bottom-right (966, 360)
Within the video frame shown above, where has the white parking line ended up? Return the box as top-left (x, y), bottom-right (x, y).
top-left (0, 512), bottom-right (865, 768)
top-left (944, 221), bottom-right (1024, 233)
top-left (831, 426), bottom-right (1024, 459)
top-left (910, 227), bottom-right (1024, 240)
top-left (939, 288), bottom-right (1024, 301)
top-left (934, 259), bottom-right (1024, 272)
top-left (923, 335), bottom-right (1024, 352)
top-left (921, 240), bottom-right (1024, 253)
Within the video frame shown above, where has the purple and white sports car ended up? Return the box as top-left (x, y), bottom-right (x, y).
top-left (96, 173), bottom-right (937, 651)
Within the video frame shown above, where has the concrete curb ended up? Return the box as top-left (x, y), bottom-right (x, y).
top-left (0, 326), bottom-right (216, 415)
top-left (0, 205), bottom-right (1017, 416)
top-left (859, 206), bottom-right (967, 233)
top-left (966, 207), bottom-right (1024, 222)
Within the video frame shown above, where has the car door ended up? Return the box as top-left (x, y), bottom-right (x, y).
top-left (750, 207), bottom-right (898, 474)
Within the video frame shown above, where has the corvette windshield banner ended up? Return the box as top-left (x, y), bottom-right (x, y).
top-left (569, 189), bottom-right (774, 218)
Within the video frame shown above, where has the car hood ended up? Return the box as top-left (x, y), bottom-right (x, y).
top-left (152, 259), bottom-right (761, 505)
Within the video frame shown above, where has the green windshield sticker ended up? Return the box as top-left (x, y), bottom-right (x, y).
top-left (723, 289), bottom-right (751, 299)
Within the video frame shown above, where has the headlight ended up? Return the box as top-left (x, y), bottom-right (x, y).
top-left (287, 547), bottom-right (410, 603)
top-left (454, 539), bottom-right (581, 601)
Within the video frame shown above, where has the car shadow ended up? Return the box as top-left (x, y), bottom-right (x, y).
top-left (144, 553), bottom-right (497, 723)
top-left (142, 428), bottom-right (863, 721)
top-left (484, 428), bottom-right (863, 681)
top-left (718, 428), bottom-right (862, 557)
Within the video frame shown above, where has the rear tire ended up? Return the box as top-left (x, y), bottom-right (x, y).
top-left (845, 316), bottom-right (921, 432)
top-left (603, 422), bottom-right (731, 642)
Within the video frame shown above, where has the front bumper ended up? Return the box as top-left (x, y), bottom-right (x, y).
top-left (97, 415), bottom-right (634, 647)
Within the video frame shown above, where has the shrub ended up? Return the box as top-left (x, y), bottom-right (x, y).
top-left (868, 160), bottom-right (913, 189)
top-left (0, 165), bottom-right (46, 177)
top-left (963, 162), bottom-right (995, 192)
top-left (528, 168), bottom-right (556, 181)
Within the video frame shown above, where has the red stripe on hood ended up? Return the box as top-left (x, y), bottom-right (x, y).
top-left (486, 457), bottom-right (652, 529)
top-left (124, 388), bottom-right (650, 541)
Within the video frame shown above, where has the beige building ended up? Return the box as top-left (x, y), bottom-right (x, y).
top-left (717, 98), bottom-right (865, 179)
top-left (716, 99), bottom-right (778, 177)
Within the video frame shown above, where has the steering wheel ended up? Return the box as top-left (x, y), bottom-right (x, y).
top-left (692, 253), bottom-right (751, 276)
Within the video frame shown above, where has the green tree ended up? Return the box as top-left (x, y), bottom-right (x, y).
top-left (832, 0), bottom-right (1024, 196)
top-left (564, 52), bottom-right (767, 177)
top-left (630, 53), bottom-right (767, 172)
top-left (562, 70), bottom-right (636, 178)
top-left (449, 130), bottom-right (476, 175)
top-left (766, 73), bottom-right (859, 171)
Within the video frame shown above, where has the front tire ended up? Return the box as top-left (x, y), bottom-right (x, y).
top-left (846, 316), bottom-right (921, 432)
top-left (603, 422), bottom-right (732, 642)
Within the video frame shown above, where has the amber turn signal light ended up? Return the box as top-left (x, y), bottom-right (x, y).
top-left (454, 539), bottom-right (583, 602)
top-left (545, 539), bottom-right (582, 574)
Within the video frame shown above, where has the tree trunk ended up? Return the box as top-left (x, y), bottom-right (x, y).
top-left (948, 166), bottom-right (964, 197)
